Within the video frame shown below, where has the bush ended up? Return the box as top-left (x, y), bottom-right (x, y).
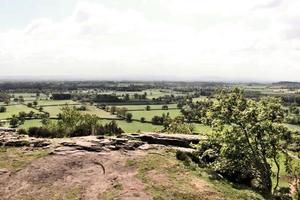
top-left (162, 105), bottom-right (168, 110)
top-left (96, 121), bottom-right (124, 136)
top-left (17, 128), bottom-right (28, 135)
top-left (140, 117), bottom-right (145, 123)
top-left (125, 113), bottom-right (133, 122)
top-left (10, 117), bottom-right (19, 128)
top-left (0, 106), bottom-right (7, 113)
top-left (28, 127), bottom-right (64, 138)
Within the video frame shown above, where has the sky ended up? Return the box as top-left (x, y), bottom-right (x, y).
top-left (0, 0), bottom-right (299, 81)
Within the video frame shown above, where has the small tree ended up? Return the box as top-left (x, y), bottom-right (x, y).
top-left (27, 111), bottom-right (35, 119)
top-left (202, 88), bottom-right (288, 198)
top-left (10, 117), bottom-right (19, 128)
top-left (145, 105), bottom-right (151, 111)
top-left (162, 105), bottom-right (168, 110)
top-left (33, 101), bottom-right (38, 107)
top-left (140, 117), bottom-right (146, 123)
top-left (0, 106), bottom-right (6, 113)
top-left (27, 102), bottom-right (33, 108)
top-left (4, 99), bottom-right (10, 105)
top-left (110, 106), bottom-right (117, 114)
top-left (125, 113), bottom-right (133, 122)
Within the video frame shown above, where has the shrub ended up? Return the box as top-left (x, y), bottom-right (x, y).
top-left (140, 117), bottom-right (146, 123)
top-left (28, 127), bottom-right (64, 138)
top-left (162, 105), bottom-right (168, 110)
top-left (125, 113), bottom-right (133, 122)
top-left (0, 106), bottom-right (7, 113)
top-left (17, 128), bottom-right (28, 135)
top-left (96, 121), bottom-right (124, 136)
top-left (145, 105), bottom-right (151, 111)
top-left (10, 117), bottom-right (19, 128)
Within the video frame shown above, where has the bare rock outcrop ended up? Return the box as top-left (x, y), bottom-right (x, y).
top-left (0, 131), bottom-right (51, 147)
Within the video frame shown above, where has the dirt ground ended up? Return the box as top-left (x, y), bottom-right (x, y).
top-left (0, 150), bottom-right (151, 200)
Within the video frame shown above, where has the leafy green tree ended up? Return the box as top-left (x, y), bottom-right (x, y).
top-left (57, 106), bottom-right (82, 136)
top-left (0, 106), bottom-right (6, 113)
top-left (10, 117), bottom-right (19, 128)
top-left (162, 105), bottom-right (168, 110)
top-left (33, 101), bottom-right (38, 107)
top-left (125, 113), bottom-right (133, 122)
top-left (202, 88), bottom-right (289, 197)
top-left (165, 116), bottom-right (194, 134)
top-left (110, 106), bottom-right (117, 114)
top-left (4, 99), bottom-right (10, 105)
top-left (27, 111), bottom-right (35, 119)
top-left (145, 105), bottom-right (151, 111)
top-left (116, 107), bottom-right (127, 118)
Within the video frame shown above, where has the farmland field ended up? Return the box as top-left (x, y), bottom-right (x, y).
top-left (130, 109), bottom-right (181, 121)
top-left (100, 119), bottom-right (163, 133)
top-left (43, 106), bottom-right (65, 117)
top-left (83, 106), bottom-right (118, 119)
top-left (0, 105), bottom-right (42, 120)
top-left (19, 119), bottom-right (163, 133)
top-left (19, 119), bottom-right (43, 129)
top-left (37, 100), bottom-right (78, 106)
top-left (43, 105), bottom-right (117, 119)
top-left (115, 104), bottom-right (178, 111)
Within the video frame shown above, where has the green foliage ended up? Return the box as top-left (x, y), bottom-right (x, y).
top-left (10, 117), bottom-right (19, 128)
top-left (0, 106), bottom-right (6, 113)
top-left (96, 120), bottom-right (124, 136)
top-left (165, 116), bottom-right (194, 134)
top-left (125, 112), bottom-right (133, 122)
top-left (145, 105), bottom-right (151, 111)
top-left (194, 88), bottom-right (290, 197)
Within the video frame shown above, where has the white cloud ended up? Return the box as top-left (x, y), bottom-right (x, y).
top-left (0, 0), bottom-right (299, 81)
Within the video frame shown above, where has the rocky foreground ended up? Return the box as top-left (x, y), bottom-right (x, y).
top-left (0, 130), bottom-right (262, 200)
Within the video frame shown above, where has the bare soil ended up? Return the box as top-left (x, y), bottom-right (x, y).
top-left (0, 150), bottom-right (150, 200)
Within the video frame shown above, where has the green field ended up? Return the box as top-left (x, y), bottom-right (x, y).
top-left (0, 105), bottom-right (41, 120)
top-left (100, 119), bottom-right (163, 133)
top-left (130, 109), bottom-right (181, 121)
top-left (19, 119), bottom-right (163, 133)
top-left (19, 119), bottom-right (43, 129)
top-left (43, 105), bottom-right (117, 119)
top-left (43, 106), bottom-right (64, 117)
top-left (115, 104), bottom-right (178, 111)
top-left (83, 106), bottom-right (117, 119)
top-left (38, 100), bottom-right (78, 106)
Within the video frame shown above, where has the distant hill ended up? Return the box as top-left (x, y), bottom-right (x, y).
top-left (272, 81), bottom-right (300, 87)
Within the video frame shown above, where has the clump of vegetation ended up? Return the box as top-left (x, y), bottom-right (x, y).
top-left (96, 120), bottom-right (124, 136)
top-left (151, 113), bottom-right (171, 126)
top-left (165, 116), bottom-right (194, 134)
top-left (19, 106), bottom-right (124, 138)
top-left (0, 106), bottom-right (7, 113)
top-left (125, 113), bottom-right (133, 122)
top-left (179, 88), bottom-right (295, 198)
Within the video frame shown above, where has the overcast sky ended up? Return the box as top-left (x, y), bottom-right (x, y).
top-left (0, 0), bottom-right (299, 81)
